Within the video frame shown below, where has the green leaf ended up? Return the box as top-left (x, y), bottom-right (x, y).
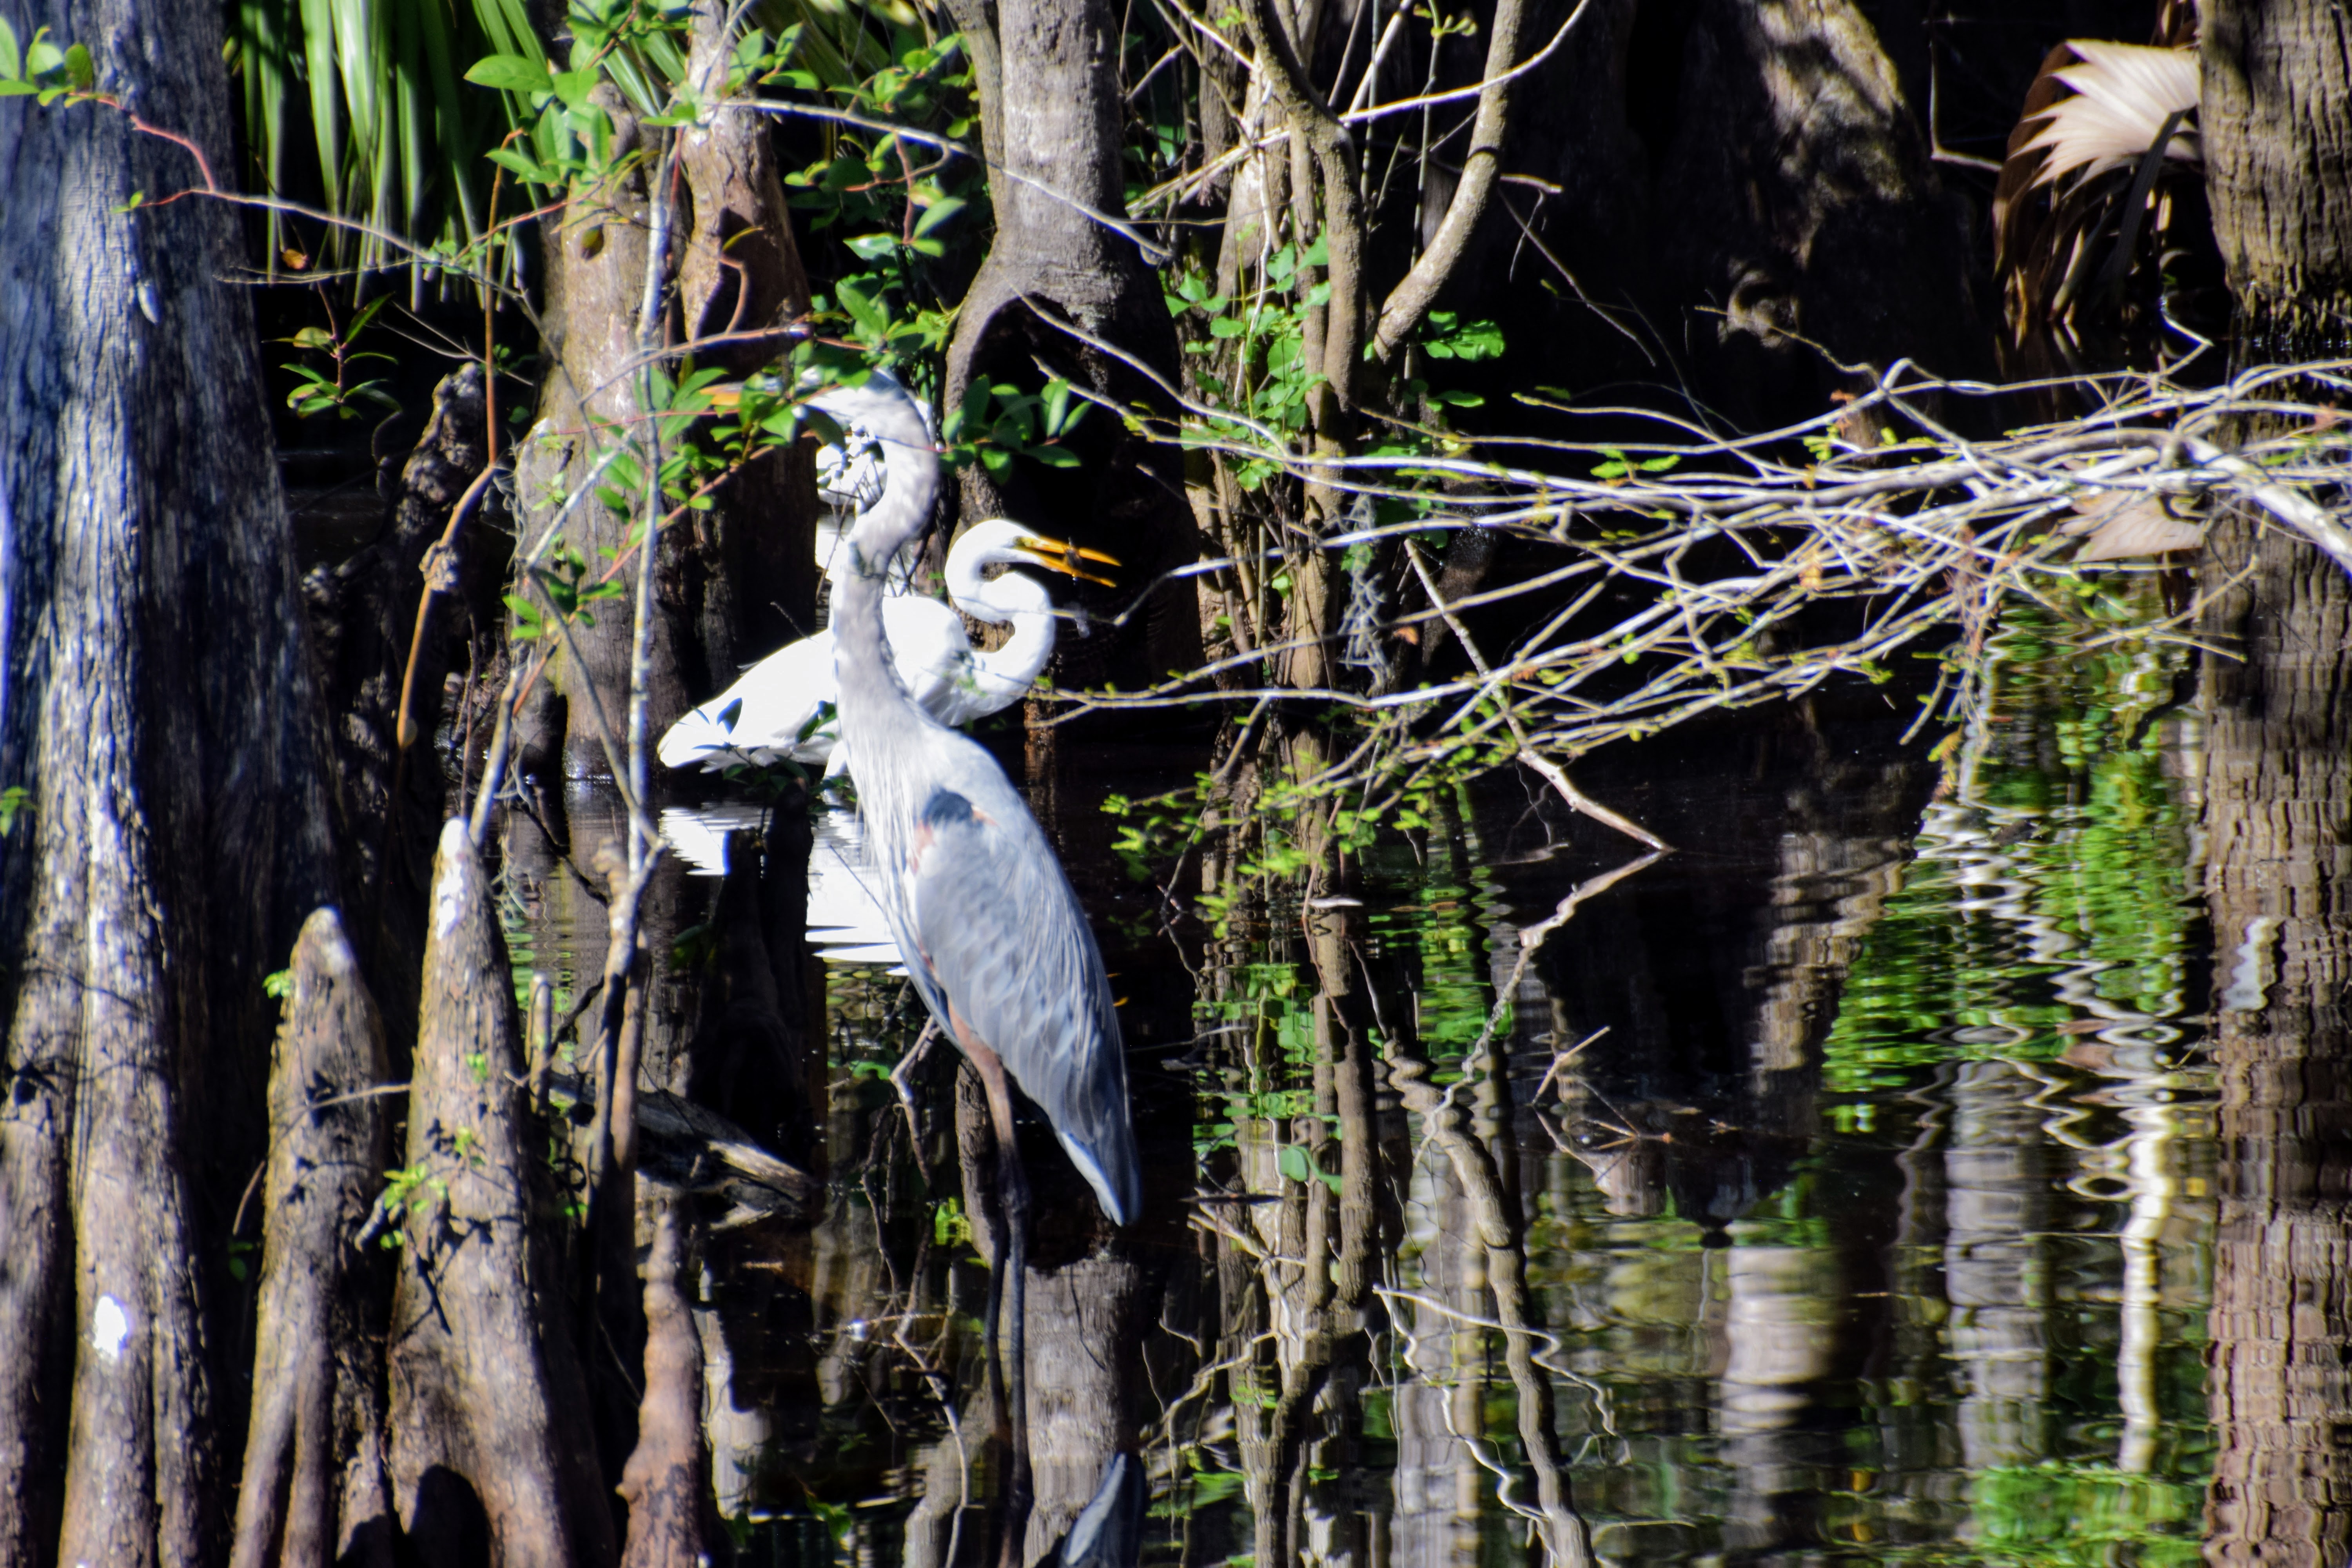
top-left (0, 785), bottom-right (31, 839)
top-left (911, 194), bottom-right (965, 237)
top-left (63, 41), bottom-right (91, 90)
top-left (465, 51), bottom-right (550, 94)
top-left (836, 276), bottom-right (889, 343)
top-left (484, 145), bottom-right (554, 183)
top-left (547, 67), bottom-right (595, 109)
top-left (263, 968), bottom-right (295, 999)
top-left (0, 19), bottom-right (22, 80)
top-left (1029, 445), bottom-right (1082, 469)
top-left (844, 231), bottom-right (898, 260)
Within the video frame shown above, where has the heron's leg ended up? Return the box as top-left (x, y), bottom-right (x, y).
top-left (964, 1040), bottom-right (1034, 1561)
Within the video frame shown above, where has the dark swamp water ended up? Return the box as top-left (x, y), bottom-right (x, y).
top-left (479, 584), bottom-right (2347, 1568)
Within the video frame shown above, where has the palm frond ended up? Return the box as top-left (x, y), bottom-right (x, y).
top-left (229, 0), bottom-right (543, 278)
top-left (2019, 42), bottom-right (2200, 190)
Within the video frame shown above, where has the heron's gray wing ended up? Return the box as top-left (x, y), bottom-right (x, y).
top-left (899, 775), bottom-right (1140, 1225)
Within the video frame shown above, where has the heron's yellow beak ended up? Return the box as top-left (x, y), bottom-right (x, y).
top-left (1013, 534), bottom-right (1121, 588)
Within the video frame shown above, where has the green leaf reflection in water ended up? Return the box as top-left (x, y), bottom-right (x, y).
top-left (1824, 600), bottom-right (2199, 1093)
top-left (670, 583), bottom-right (2225, 1563)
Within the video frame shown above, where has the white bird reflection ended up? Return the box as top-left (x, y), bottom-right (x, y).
top-left (657, 802), bottom-right (904, 971)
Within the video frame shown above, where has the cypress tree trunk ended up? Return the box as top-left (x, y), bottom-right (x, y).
top-left (2201, 0), bottom-right (2352, 358)
top-left (0, 0), bottom-right (343, 1557)
top-left (942, 0), bottom-right (1203, 691)
top-left (2196, 7), bottom-right (2352, 1559)
top-left (519, 0), bottom-right (823, 779)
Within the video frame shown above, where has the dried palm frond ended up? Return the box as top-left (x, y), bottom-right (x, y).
top-left (1991, 35), bottom-right (2219, 399)
top-left (2060, 492), bottom-right (2204, 561)
top-left (2019, 42), bottom-right (2200, 190)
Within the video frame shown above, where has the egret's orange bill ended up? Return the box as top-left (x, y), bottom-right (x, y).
top-left (1014, 533), bottom-right (1121, 586)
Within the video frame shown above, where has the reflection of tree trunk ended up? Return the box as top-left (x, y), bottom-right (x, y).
top-left (1021, 1249), bottom-right (1142, 1563)
top-left (1388, 1030), bottom-right (1588, 1566)
top-left (1943, 1061), bottom-right (2049, 1470)
top-left (618, 1192), bottom-right (707, 1567)
top-left (2196, 506), bottom-right (2352, 1565)
top-left (1878, 1069), bottom-right (1951, 1482)
top-left (1717, 1243), bottom-right (1842, 1556)
top-left (0, 0), bottom-right (343, 1549)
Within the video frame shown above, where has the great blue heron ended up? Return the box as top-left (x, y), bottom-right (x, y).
top-left (815, 368), bottom-right (1142, 1525)
top-left (657, 518), bottom-right (1116, 773)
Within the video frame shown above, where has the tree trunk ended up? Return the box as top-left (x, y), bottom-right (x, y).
top-left (0, 0), bottom-right (342, 1555)
top-left (230, 909), bottom-right (397, 1568)
top-left (2196, 516), bottom-right (2352, 1565)
top-left (617, 1192), bottom-right (707, 1568)
top-left (302, 365), bottom-right (495, 1053)
top-left (943, 0), bottom-right (1204, 692)
top-left (520, 5), bottom-right (822, 778)
top-left (2196, 20), bottom-right (2352, 1551)
top-left (385, 821), bottom-right (615, 1565)
top-left (1653, 0), bottom-right (1986, 426)
top-left (2201, 0), bottom-right (2352, 358)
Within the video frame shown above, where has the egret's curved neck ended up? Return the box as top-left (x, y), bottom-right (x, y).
top-left (962, 570), bottom-right (1060, 701)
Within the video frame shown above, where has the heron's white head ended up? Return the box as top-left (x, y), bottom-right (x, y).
top-left (806, 370), bottom-right (941, 572)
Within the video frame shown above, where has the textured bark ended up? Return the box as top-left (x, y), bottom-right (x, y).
top-left (2198, 29), bottom-right (2352, 1546)
top-left (1020, 1249), bottom-right (1142, 1564)
top-left (521, 45), bottom-right (821, 778)
top-left (230, 909), bottom-right (397, 1568)
top-left (617, 1192), bottom-right (707, 1567)
top-left (2201, 0), bottom-right (2352, 358)
top-left (2197, 503), bottom-right (2352, 1565)
top-left (671, 0), bottom-right (821, 676)
top-left (385, 821), bottom-right (615, 1566)
top-left (943, 0), bottom-right (1203, 692)
top-left (302, 365), bottom-right (494, 1052)
top-left (0, 0), bottom-right (341, 1556)
top-left (520, 87), bottom-right (661, 779)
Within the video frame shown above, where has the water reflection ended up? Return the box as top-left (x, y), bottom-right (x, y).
top-left (491, 596), bottom-right (2288, 1565)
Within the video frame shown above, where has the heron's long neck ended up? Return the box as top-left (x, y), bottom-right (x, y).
top-left (833, 437), bottom-right (940, 733)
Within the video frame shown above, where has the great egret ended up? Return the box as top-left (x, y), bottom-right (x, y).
top-left (655, 517), bottom-right (1114, 773)
top-left (815, 369), bottom-right (1140, 1530)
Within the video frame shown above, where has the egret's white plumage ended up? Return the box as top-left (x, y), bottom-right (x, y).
top-left (656, 517), bottom-right (1109, 773)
